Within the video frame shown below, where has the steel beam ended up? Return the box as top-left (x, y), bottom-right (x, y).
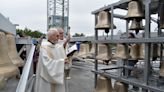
top-left (93, 70), bottom-right (164, 92)
top-left (94, 14), bottom-right (98, 88)
top-left (94, 37), bottom-right (164, 43)
top-left (91, 0), bottom-right (130, 14)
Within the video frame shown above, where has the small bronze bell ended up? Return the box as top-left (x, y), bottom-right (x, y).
top-left (129, 18), bottom-right (144, 34)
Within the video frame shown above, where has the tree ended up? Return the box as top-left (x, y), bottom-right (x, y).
top-left (72, 33), bottom-right (85, 37)
top-left (16, 28), bottom-right (46, 38)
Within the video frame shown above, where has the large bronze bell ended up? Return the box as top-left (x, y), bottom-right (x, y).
top-left (77, 43), bottom-right (90, 58)
top-left (125, 0), bottom-right (144, 19)
top-left (0, 31), bottom-right (19, 78)
top-left (86, 43), bottom-right (95, 59)
top-left (129, 18), bottom-right (144, 30)
top-left (6, 34), bottom-right (24, 67)
top-left (95, 11), bottom-right (116, 30)
top-left (130, 44), bottom-right (144, 60)
top-left (113, 44), bottom-right (129, 59)
top-left (94, 76), bottom-right (113, 92)
top-left (160, 3), bottom-right (164, 29)
top-left (96, 44), bottom-right (112, 64)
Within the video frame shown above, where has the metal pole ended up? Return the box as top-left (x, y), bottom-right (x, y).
top-left (47, 0), bottom-right (49, 30)
top-left (67, 0), bottom-right (69, 32)
top-left (53, 0), bottom-right (56, 16)
top-left (143, 0), bottom-right (151, 91)
top-left (158, 0), bottom-right (163, 62)
top-left (94, 14), bottom-right (98, 88)
top-left (158, 0), bottom-right (161, 37)
top-left (111, 6), bottom-right (114, 40)
top-left (62, 0), bottom-right (65, 29)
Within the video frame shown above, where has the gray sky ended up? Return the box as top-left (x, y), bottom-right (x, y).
top-left (0, 0), bottom-right (157, 36)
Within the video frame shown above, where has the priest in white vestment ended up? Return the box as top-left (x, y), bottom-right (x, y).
top-left (35, 28), bottom-right (66, 92)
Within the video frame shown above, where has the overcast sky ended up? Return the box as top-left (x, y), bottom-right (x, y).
top-left (0, 0), bottom-right (157, 36)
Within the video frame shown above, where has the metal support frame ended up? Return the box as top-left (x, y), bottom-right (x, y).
top-left (93, 70), bottom-right (164, 92)
top-left (111, 6), bottom-right (114, 40)
top-left (143, 1), bottom-right (151, 91)
top-left (92, 0), bottom-right (164, 92)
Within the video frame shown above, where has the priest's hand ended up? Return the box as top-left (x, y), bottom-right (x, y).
top-left (65, 58), bottom-right (69, 64)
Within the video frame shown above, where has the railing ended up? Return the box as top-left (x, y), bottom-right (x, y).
top-left (16, 45), bottom-right (35, 92)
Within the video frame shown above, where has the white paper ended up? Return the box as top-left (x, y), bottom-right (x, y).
top-left (66, 44), bottom-right (77, 56)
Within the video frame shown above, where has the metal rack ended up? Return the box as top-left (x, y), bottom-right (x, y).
top-left (92, 0), bottom-right (164, 92)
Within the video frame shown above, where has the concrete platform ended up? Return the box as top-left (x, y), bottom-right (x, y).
top-left (66, 60), bottom-right (95, 92)
top-left (0, 77), bottom-right (19, 92)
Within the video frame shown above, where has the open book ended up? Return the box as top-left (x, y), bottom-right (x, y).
top-left (66, 44), bottom-right (78, 57)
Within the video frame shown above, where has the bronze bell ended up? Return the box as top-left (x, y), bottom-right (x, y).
top-left (160, 3), bottom-right (164, 29)
top-left (6, 34), bottom-right (24, 67)
top-left (94, 76), bottom-right (113, 92)
top-left (113, 81), bottom-right (128, 92)
top-left (86, 43), bottom-right (95, 59)
top-left (95, 11), bottom-right (116, 30)
top-left (96, 44), bottom-right (112, 61)
top-left (160, 61), bottom-right (164, 77)
top-left (130, 44), bottom-right (144, 60)
top-left (0, 31), bottom-right (19, 79)
top-left (129, 18), bottom-right (144, 30)
top-left (113, 44), bottom-right (129, 59)
top-left (125, 0), bottom-right (144, 19)
top-left (77, 43), bottom-right (90, 58)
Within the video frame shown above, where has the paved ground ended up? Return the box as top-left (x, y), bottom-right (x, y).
top-left (66, 60), bottom-right (95, 92)
top-left (0, 77), bottom-right (19, 92)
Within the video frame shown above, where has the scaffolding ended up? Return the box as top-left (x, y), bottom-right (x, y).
top-left (47, 0), bottom-right (69, 32)
top-left (92, 0), bottom-right (164, 92)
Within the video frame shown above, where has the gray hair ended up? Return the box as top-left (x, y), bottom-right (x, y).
top-left (47, 28), bottom-right (58, 39)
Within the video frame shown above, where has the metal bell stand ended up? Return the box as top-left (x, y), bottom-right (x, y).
top-left (92, 0), bottom-right (164, 92)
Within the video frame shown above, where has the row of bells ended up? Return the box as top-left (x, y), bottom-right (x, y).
top-left (95, 0), bottom-right (164, 33)
top-left (94, 76), bottom-right (128, 92)
top-left (74, 43), bottom-right (164, 77)
top-left (75, 43), bottom-right (162, 60)
top-left (0, 31), bottom-right (24, 88)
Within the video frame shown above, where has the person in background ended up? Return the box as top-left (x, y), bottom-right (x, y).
top-left (35, 28), bottom-right (67, 92)
top-left (33, 36), bottom-right (45, 74)
top-left (58, 28), bottom-right (70, 49)
top-left (57, 28), bottom-right (72, 80)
